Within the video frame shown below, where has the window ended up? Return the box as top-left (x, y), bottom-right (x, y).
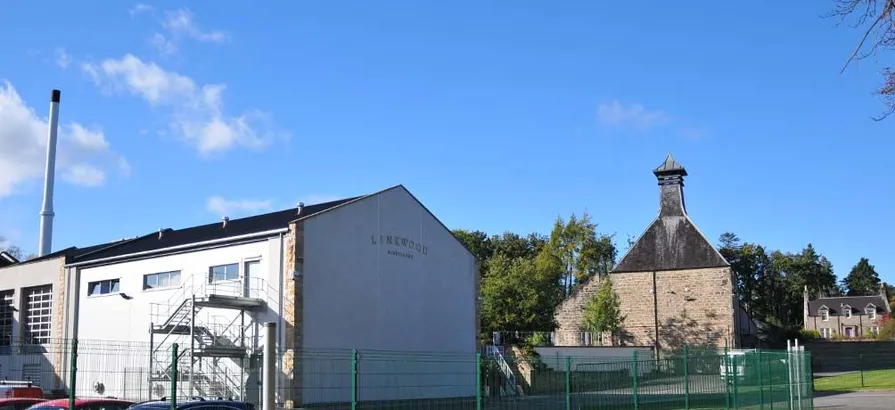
top-left (87, 279), bottom-right (119, 296)
top-left (820, 308), bottom-right (829, 321)
top-left (866, 305), bottom-right (877, 319)
top-left (23, 285), bottom-right (52, 344)
top-left (143, 271), bottom-right (181, 290)
top-left (209, 263), bottom-right (239, 282)
top-left (844, 305), bottom-right (852, 318)
top-left (0, 290), bottom-right (13, 347)
top-left (821, 328), bottom-right (832, 339)
top-left (871, 326), bottom-right (880, 335)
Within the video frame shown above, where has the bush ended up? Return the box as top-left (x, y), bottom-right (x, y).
top-left (878, 313), bottom-right (895, 340)
top-left (800, 329), bottom-right (821, 340)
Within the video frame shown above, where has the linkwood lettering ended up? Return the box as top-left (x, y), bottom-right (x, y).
top-left (370, 235), bottom-right (428, 258)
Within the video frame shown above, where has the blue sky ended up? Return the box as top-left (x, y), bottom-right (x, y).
top-left (0, 2), bottom-right (892, 286)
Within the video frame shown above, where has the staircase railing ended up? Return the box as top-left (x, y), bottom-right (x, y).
top-left (485, 344), bottom-right (518, 396)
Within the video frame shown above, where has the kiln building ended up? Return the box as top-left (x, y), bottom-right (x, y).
top-left (554, 154), bottom-right (755, 352)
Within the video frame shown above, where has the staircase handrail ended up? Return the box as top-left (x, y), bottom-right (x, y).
top-left (485, 344), bottom-right (517, 396)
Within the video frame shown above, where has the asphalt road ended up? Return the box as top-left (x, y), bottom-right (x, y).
top-left (815, 391), bottom-right (895, 409)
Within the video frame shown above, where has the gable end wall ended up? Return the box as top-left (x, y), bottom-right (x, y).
top-left (555, 266), bottom-right (737, 352)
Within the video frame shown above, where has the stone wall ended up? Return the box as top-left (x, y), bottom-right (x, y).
top-left (282, 222), bottom-right (302, 407)
top-left (555, 267), bottom-right (737, 353)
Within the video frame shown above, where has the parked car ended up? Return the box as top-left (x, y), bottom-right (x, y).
top-left (0, 398), bottom-right (46, 410)
top-left (0, 381), bottom-right (43, 399)
top-left (127, 398), bottom-right (254, 410)
top-left (27, 398), bottom-right (134, 410)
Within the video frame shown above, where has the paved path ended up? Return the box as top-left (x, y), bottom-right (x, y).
top-left (815, 391), bottom-right (895, 409)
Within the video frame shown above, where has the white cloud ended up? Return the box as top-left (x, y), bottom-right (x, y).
top-left (0, 81), bottom-right (129, 198)
top-left (54, 48), bottom-right (71, 69)
top-left (82, 54), bottom-right (285, 157)
top-left (129, 3), bottom-right (154, 17)
top-left (596, 100), bottom-right (669, 132)
top-left (134, 7), bottom-right (227, 55)
top-left (206, 196), bottom-right (273, 217)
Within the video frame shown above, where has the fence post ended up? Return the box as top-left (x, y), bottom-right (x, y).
top-left (351, 349), bottom-right (358, 410)
top-left (632, 351), bottom-right (639, 410)
top-left (733, 353), bottom-right (740, 409)
top-left (68, 339), bottom-right (78, 410)
top-left (171, 343), bottom-right (179, 410)
top-left (565, 356), bottom-right (571, 410)
top-left (683, 345), bottom-right (690, 410)
top-left (757, 350), bottom-right (764, 410)
top-left (475, 353), bottom-right (482, 410)
top-left (767, 351), bottom-right (774, 410)
top-left (724, 342), bottom-right (730, 410)
top-left (859, 354), bottom-right (865, 388)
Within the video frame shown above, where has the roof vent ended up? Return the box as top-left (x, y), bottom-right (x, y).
top-left (297, 202), bottom-right (305, 215)
top-left (158, 229), bottom-right (164, 239)
top-left (222, 216), bottom-right (229, 228)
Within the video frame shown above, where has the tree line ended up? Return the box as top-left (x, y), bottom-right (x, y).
top-left (453, 214), bottom-right (895, 337)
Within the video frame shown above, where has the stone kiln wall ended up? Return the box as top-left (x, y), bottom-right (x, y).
top-left (555, 267), bottom-right (737, 352)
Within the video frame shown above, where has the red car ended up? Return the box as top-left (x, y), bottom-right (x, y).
top-left (27, 399), bottom-right (134, 410)
top-left (0, 398), bottom-right (45, 410)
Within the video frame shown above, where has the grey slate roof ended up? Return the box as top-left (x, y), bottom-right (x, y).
top-left (613, 153), bottom-right (729, 273)
top-left (66, 196), bottom-right (362, 264)
top-left (808, 296), bottom-right (889, 317)
top-left (0, 252), bottom-right (18, 267)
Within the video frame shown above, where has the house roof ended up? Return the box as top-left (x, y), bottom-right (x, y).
top-left (66, 196), bottom-right (362, 264)
top-left (808, 295), bottom-right (889, 316)
top-left (613, 153), bottom-right (729, 273)
top-left (0, 252), bottom-right (18, 267)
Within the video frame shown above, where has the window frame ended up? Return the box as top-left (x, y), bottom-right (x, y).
top-left (820, 328), bottom-right (832, 338)
top-left (209, 263), bottom-right (240, 283)
top-left (0, 289), bottom-right (14, 347)
top-left (843, 305), bottom-right (852, 319)
top-left (819, 307), bottom-right (829, 321)
top-left (142, 270), bottom-right (182, 291)
top-left (87, 279), bottom-right (121, 297)
top-left (22, 285), bottom-right (53, 345)
top-left (865, 304), bottom-right (877, 320)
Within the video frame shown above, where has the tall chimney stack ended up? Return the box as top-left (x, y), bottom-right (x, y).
top-left (652, 152), bottom-right (688, 217)
top-left (38, 89), bottom-right (61, 257)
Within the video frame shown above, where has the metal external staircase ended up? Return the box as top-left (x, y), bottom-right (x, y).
top-left (485, 345), bottom-right (519, 397)
top-left (147, 274), bottom-right (269, 401)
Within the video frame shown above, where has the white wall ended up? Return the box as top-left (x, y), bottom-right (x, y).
top-left (71, 236), bottom-right (285, 401)
top-left (533, 347), bottom-right (655, 376)
top-left (300, 187), bottom-right (477, 403)
top-left (0, 257), bottom-right (66, 392)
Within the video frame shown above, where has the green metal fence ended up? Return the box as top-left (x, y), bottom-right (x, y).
top-left (0, 339), bottom-right (814, 410)
top-left (812, 352), bottom-right (895, 391)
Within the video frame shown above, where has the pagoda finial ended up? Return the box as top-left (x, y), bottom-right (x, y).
top-left (653, 152), bottom-right (687, 179)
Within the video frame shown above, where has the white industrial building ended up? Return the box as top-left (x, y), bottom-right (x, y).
top-left (40, 185), bottom-right (479, 406)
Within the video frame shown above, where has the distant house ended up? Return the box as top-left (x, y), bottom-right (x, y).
top-left (803, 285), bottom-right (892, 339)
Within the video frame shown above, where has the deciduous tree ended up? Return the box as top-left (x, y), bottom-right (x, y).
top-left (582, 278), bottom-right (625, 345)
top-left (828, 0), bottom-right (895, 119)
top-left (479, 254), bottom-right (564, 333)
top-left (543, 212), bottom-right (617, 296)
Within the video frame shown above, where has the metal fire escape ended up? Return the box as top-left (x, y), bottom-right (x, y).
top-left (148, 274), bottom-right (267, 401)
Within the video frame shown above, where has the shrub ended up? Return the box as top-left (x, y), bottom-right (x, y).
top-left (877, 313), bottom-right (895, 340)
top-left (800, 329), bottom-right (821, 340)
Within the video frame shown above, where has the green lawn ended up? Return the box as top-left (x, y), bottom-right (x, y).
top-left (814, 369), bottom-right (895, 391)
